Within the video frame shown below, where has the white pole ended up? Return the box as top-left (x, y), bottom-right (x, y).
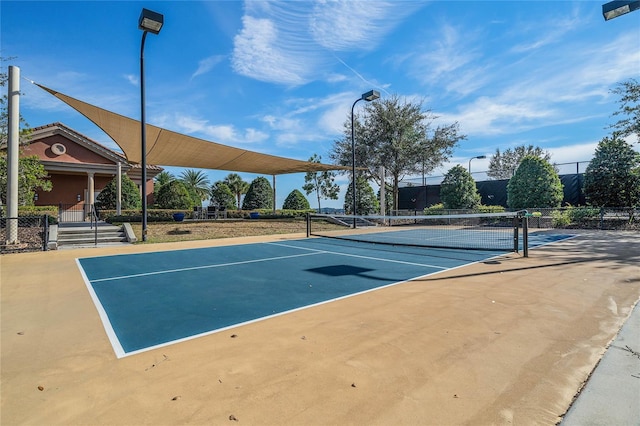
top-left (272, 175), bottom-right (276, 213)
top-left (116, 162), bottom-right (122, 215)
top-left (6, 66), bottom-right (20, 244)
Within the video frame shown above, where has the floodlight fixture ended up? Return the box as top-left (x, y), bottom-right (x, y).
top-left (602, 0), bottom-right (640, 20)
top-left (351, 90), bottom-right (380, 226)
top-left (362, 90), bottom-right (381, 102)
top-left (139, 8), bottom-right (163, 241)
top-left (139, 8), bottom-right (164, 34)
top-left (468, 155), bottom-right (487, 173)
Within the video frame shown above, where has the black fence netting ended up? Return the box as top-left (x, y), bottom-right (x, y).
top-left (399, 173), bottom-right (587, 210)
top-left (0, 216), bottom-right (49, 254)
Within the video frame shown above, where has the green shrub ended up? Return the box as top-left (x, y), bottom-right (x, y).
top-left (476, 205), bottom-right (506, 214)
top-left (242, 177), bottom-right (273, 210)
top-left (155, 181), bottom-right (194, 210)
top-left (424, 203), bottom-right (445, 215)
top-left (283, 189), bottom-right (310, 210)
top-left (14, 205), bottom-right (58, 224)
top-left (440, 165), bottom-right (481, 209)
top-left (551, 210), bottom-right (571, 228)
top-left (96, 175), bottom-right (141, 209)
top-left (507, 156), bottom-right (563, 209)
top-left (568, 207), bottom-right (600, 223)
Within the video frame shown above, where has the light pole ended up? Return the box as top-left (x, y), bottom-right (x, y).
top-left (139, 8), bottom-right (163, 241)
top-left (351, 90), bottom-right (380, 227)
top-left (468, 155), bottom-right (486, 173)
top-left (602, 0), bottom-right (640, 20)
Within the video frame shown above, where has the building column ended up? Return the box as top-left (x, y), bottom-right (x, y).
top-left (116, 162), bottom-right (122, 215)
top-left (87, 172), bottom-right (95, 205)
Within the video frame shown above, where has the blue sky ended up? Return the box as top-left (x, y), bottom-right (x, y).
top-left (2, 1), bottom-right (639, 209)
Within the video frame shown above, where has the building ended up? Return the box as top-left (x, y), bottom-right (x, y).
top-left (24, 122), bottom-right (162, 220)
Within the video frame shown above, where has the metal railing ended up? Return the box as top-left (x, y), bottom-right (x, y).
top-left (90, 204), bottom-right (99, 246)
top-left (58, 203), bottom-right (91, 222)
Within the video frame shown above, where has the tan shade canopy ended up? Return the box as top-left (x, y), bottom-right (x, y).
top-left (35, 83), bottom-right (349, 175)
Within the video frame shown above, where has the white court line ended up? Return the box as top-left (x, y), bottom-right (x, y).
top-left (89, 251), bottom-right (325, 283)
top-left (266, 241), bottom-right (448, 270)
top-left (76, 258), bottom-right (126, 358)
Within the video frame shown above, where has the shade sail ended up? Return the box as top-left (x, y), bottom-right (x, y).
top-left (35, 83), bottom-right (350, 175)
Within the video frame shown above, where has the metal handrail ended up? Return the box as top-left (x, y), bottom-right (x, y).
top-left (90, 204), bottom-right (98, 246)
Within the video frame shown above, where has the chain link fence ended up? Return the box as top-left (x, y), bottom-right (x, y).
top-left (394, 207), bottom-right (639, 231)
top-left (0, 216), bottom-right (50, 254)
top-left (524, 207), bottom-right (639, 230)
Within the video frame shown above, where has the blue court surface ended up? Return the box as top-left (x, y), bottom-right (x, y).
top-left (77, 232), bottom-right (572, 358)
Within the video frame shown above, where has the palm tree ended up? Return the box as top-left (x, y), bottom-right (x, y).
top-left (154, 171), bottom-right (175, 187)
top-left (223, 173), bottom-right (249, 208)
top-left (179, 169), bottom-right (211, 202)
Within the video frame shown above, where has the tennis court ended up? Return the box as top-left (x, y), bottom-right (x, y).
top-left (3, 228), bottom-right (639, 425)
top-left (77, 228), bottom-right (571, 358)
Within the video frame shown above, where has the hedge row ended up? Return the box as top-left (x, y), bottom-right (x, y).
top-left (423, 204), bottom-right (506, 215)
top-left (99, 208), bottom-right (314, 223)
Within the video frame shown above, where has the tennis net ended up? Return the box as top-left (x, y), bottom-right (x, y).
top-left (306, 211), bottom-right (528, 254)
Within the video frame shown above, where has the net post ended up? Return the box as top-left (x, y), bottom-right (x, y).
top-left (513, 216), bottom-right (519, 253)
top-left (306, 212), bottom-right (311, 238)
top-left (522, 214), bottom-right (529, 257)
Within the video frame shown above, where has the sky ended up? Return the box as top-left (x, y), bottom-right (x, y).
top-left (2, 0), bottom-right (639, 209)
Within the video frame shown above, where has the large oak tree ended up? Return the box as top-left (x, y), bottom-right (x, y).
top-left (330, 95), bottom-right (464, 211)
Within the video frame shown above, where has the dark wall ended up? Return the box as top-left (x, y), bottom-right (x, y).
top-left (398, 173), bottom-right (585, 210)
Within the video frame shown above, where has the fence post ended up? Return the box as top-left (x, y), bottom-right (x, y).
top-left (43, 214), bottom-right (49, 251)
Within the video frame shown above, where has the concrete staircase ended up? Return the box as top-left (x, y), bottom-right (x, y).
top-left (56, 222), bottom-right (129, 249)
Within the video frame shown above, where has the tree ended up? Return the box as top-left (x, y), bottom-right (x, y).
top-left (95, 174), bottom-right (141, 210)
top-left (223, 173), bottom-right (250, 208)
top-left (154, 171), bottom-right (174, 187)
top-left (152, 171), bottom-right (174, 205)
top-left (0, 155), bottom-right (52, 206)
top-left (440, 165), bottom-right (481, 209)
top-left (584, 136), bottom-right (640, 207)
top-left (344, 176), bottom-right (379, 215)
top-left (302, 154), bottom-right (339, 211)
top-left (610, 78), bottom-right (639, 144)
top-left (155, 180), bottom-right (193, 210)
top-left (180, 169), bottom-right (210, 206)
top-left (330, 95), bottom-right (464, 212)
top-left (242, 176), bottom-right (273, 210)
top-left (210, 181), bottom-right (236, 209)
top-left (507, 156), bottom-right (563, 209)
top-left (283, 189), bottom-right (310, 210)
top-left (487, 145), bottom-right (552, 180)
top-left (378, 181), bottom-right (393, 215)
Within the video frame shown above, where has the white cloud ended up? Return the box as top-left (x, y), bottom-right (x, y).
top-left (443, 97), bottom-right (556, 136)
top-left (192, 55), bottom-right (225, 79)
top-left (175, 114), bottom-right (268, 144)
top-left (232, 15), bottom-right (313, 85)
top-left (309, 1), bottom-right (422, 51)
top-left (231, 0), bottom-right (423, 86)
top-left (124, 74), bottom-right (138, 86)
